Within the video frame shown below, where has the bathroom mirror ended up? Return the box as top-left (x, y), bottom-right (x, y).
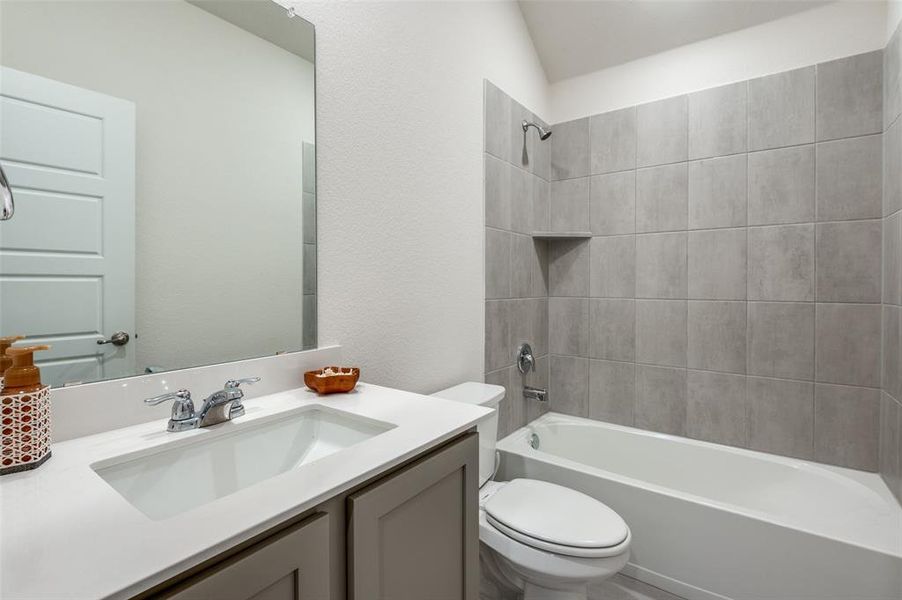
top-left (0, 0), bottom-right (316, 387)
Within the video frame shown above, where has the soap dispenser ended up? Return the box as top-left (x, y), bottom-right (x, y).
top-left (0, 335), bottom-right (25, 388)
top-left (1, 345), bottom-right (52, 475)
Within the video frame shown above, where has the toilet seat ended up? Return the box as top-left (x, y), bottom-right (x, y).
top-left (483, 479), bottom-right (630, 559)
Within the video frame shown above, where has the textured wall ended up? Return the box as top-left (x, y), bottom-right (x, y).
top-left (288, 1), bottom-right (548, 394)
top-left (488, 50), bottom-right (889, 472)
top-left (880, 19), bottom-right (902, 504)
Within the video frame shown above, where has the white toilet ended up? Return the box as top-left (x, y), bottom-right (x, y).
top-left (432, 382), bottom-right (631, 600)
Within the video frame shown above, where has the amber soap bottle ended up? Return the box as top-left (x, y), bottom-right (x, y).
top-left (0, 335), bottom-right (25, 389)
top-left (1, 345), bottom-right (52, 475)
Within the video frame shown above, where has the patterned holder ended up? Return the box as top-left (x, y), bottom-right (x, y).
top-left (1, 386), bottom-right (52, 475)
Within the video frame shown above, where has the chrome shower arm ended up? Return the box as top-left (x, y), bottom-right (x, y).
top-left (0, 163), bottom-right (14, 221)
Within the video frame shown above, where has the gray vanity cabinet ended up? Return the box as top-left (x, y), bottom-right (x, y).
top-left (159, 512), bottom-right (331, 600)
top-left (348, 432), bottom-right (479, 600)
top-left (144, 432), bottom-right (478, 600)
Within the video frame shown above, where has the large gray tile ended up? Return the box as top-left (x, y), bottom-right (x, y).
top-left (524, 355), bottom-right (551, 423)
top-left (815, 303), bottom-right (881, 387)
top-left (688, 154), bottom-right (747, 229)
top-left (637, 95), bottom-right (688, 167)
top-left (747, 145), bottom-right (815, 225)
top-left (485, 300), bottom-right (511, 372)
top-left (688, 82), bottom-right (747, 160)
top-left (688, 228), bottom-right (747, 300)
top-left (687, 370), bottom-right (748, 446)
top-left (303, 244), bottom-right (316, 294)
top-left (589, 298), bottom-right (636, 362)
top-left (588, 360), bottom-right (635, 426)
top-left (814, 384), bottom-right (879, 471)
top-left (886, 25), bottom-right (902, 129)
top-left (549, 239), bottom-right (590, 296)
top-left (747, 302), bottom-right (814, 381)
top-left (636, 163), bottom-right (688, 233)
top-left (885, 118), bottom-right (902, 217)
top-left (486, 228), bottom-right (511, 299)
top-left (485, 80), bottom-right (510, 159)
top-left (748, 224), bottom-right (815, 301)
top-left (636, 299), bottom-right (687, 368)
top-left (815, 220), bottom-right (882, 303)
top-left (590, 171), bottom-right (635, 235)
top-left (884, 305), bottom-right (901, 401)
top-left (879, 393), bottom-right (901, 498)
top-left (884, 212), bottom-right (902, 305)
top-left (533, 175), bottom-right (550, 232)
top-left (510, 297), bottom-right (548, 359)
top-left (589, 235), bottom-right (635, 298)
top-left (531, 113), bottom-right (552, 181)
top-left (636, 232), bottom-right (687, 299)
top-left (590, 107), bottom-right (637, 175)
top-left (888, 22), bottom-right (902, 118)
top-left (747, 377), bottom-right (814, 459)
top-left (551, 118), bottom-right (590, 180)
top-left (549, 297), bottom-right (588, 357)
top-left (302, 293), bottom-right (316, 348)
top-left (688, 301), bottom-right (746, 374)
top-left (549, 355), bottom-right (589, 417)
top-left (550, 177), bottom-right (589, 232)
top-left (816, 135), bottom-right (883, 221)
top-left (302, 192), bottom-right (316, 244)
top-left (635, 365), bottom-right (687, 436)
top-left (509, 164), bottom-right (534, 233)
top-left (816, 50), bottom-right (883, 141)
top-left (302, 141), bottom-right (315, 193)
top-left (509, 99), bottom-right (534, 170)
top-left (510, 234), bottom-right (547, 298)
top-left (485, 154), bottom-right (511, 230)
top-left (486, 367), bottom-right (521, 439)
top-left (748, 66), bottom-right (815, 151)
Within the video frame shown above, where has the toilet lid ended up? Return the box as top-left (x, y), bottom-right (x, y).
top-left (484, 479), bottom-right (629, 555)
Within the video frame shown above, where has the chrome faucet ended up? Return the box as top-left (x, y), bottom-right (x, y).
top-left (144, 377), bottom-right (260, 432)
top-left (523, 386), bottom-right (547, 402)
top-left (516, 343), bottom-right (548, 403)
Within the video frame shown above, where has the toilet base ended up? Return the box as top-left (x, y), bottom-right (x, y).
top-left (523, 581), bottom-right (589, 600)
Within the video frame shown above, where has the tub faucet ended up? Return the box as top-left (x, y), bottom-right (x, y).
top-left (523, 386), bottom-right (547, 402)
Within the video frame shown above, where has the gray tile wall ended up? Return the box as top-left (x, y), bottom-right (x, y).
top-left (544, 50), bottom-right (887, 472)
top-left (484, 81), bottom-right (551, 437)
top-left (302, 142), bottom-right (317, 348)
top-left (881, 23), bottom-right (902, 505)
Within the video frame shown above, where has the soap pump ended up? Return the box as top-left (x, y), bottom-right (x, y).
top-left (1, 345), bottom-right (52, 475)
top-left (0, 335), bottom-right (25, 388)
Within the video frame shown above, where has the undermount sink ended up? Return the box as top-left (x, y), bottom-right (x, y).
top-left (92, 405), bottom-right (395, 520)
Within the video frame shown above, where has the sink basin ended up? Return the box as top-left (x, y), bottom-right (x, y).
top-left (92, 405), bottom-right (394, 520)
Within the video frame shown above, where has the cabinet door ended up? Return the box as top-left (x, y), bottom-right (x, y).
top-left (348, 433), bottom-right (479, 600)
top-left (160, 512), bottom-right (331, 600)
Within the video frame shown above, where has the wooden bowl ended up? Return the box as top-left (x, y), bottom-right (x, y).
top-left (304, 366), bottom-right (360, 394)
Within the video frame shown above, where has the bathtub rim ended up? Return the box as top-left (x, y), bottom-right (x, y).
top-left (497, 411), bottom-right (902, 559)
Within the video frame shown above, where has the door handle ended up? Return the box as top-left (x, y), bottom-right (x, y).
top-left (97, 331), bottom-right (130, 346)
top-left (0, 162), bottom-right (14, 221)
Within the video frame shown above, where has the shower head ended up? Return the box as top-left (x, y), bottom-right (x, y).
top-left (522, 120), bottom-right (552, 140)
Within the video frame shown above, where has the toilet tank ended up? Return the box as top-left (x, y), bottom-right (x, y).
top-left (431, 382), bottom-right (504, 486)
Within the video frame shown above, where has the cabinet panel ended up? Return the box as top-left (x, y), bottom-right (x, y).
top-left (160, 512), bottom-right (330, 600)
top-left (348, 433), bottom-right (479, 600)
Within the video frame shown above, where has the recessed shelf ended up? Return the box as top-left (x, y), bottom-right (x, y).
top-left (530, 231), bottom-right (592, 240)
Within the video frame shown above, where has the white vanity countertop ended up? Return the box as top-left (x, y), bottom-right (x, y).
top-left (0, 382), bottom-right (491, 599)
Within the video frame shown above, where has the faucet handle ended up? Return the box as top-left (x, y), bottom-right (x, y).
top-left (144, 390), bottom-right (197, 432)
top-left (144, 389), bottom-right (192, 405)
top-left (224, 377), bottom-right (260, 389)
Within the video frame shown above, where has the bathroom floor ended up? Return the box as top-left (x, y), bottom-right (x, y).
top-left (594, 574), bottom-right (685, 600)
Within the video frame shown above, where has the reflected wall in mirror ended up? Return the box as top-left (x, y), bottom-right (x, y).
top-left (0, 0), bottom-right (316, 387)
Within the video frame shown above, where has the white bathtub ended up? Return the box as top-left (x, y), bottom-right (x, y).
top-left (497, 412), bottom-right (902, 600)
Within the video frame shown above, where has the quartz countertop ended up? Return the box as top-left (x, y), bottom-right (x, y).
top-left (0, 382), bottom-right (490, 599)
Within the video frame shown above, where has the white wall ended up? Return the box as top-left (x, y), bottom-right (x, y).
top-left (550, 1), bottom-right (888, 123)
top-left (1, 1), bottom-right (315, 373)
top-left (286, 0), bottom-right (548, 394)
top-left (890, 0), bottom-right (902, 40)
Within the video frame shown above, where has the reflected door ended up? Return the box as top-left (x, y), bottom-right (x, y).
top-left (0, 67), bottom-right (136, 386)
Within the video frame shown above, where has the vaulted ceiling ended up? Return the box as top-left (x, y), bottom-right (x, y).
top-left (518, 0), bottom-right (828, 82)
